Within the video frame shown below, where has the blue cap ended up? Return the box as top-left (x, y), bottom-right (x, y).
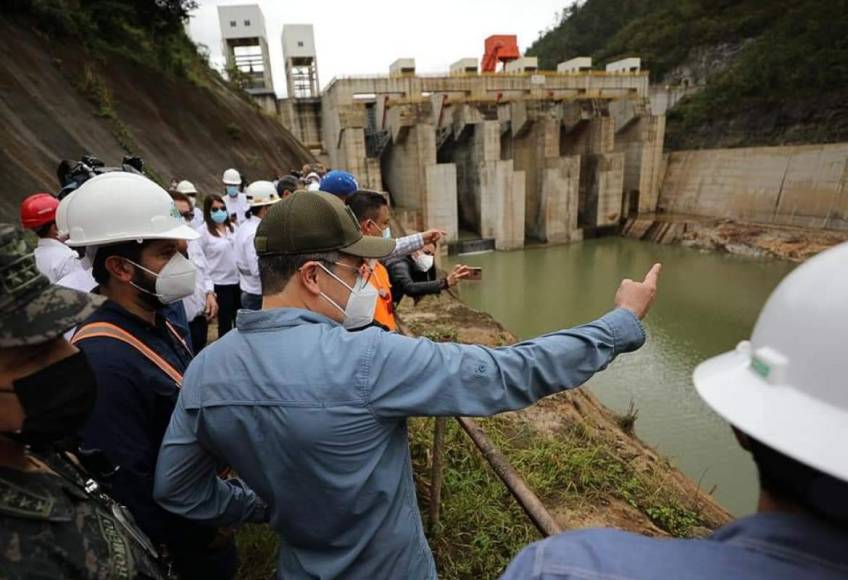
top-left (319, 170), bottom-right (359, 198)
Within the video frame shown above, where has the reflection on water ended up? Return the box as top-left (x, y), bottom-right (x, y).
top-left (448, 237), bottom-right (796, 515)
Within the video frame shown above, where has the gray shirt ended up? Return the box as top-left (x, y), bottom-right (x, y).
top-left (154, 307), bottom-right (645, 580)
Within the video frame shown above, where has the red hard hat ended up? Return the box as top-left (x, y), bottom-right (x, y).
top-left (20, 193), bottom-right (60, 230)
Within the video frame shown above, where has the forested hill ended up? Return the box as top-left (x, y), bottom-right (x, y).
top-left (526, 0), bottom-right (848, 150)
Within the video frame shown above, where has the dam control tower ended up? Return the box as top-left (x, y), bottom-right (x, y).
top-left (217, 4), bottom-right (277, 114)
top-left (279, 24), bottom-right (324, 156)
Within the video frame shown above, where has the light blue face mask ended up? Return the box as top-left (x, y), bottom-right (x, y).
top-left (211, 209), bottom-right (228, 224)
top-left (226, 185), bottom-right (239, 197)
top-left (382, 227), bottom-right (392, 240)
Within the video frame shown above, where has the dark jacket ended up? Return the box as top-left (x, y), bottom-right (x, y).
top-left (75, 300), bottom-right (217, 552)
top-left (385, 255), bottom-right (445, 306)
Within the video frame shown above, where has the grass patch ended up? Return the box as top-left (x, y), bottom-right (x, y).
top-left (237, 524), bottom-right (279, 580)
top-left (616, 399), bottom-right (639, 434)
top-left (408, 413), bottom-right (707, 579)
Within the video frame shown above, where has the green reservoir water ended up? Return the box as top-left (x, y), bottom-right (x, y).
top-left (448, 237), bottom-right (796, 516)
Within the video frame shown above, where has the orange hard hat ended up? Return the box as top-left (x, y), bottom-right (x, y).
top-left (20, 193), bottom-right (59, 230)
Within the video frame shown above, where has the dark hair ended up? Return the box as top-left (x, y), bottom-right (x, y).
top-left (749, 436), bottom-right (848, 527)
top-left (169, 191), bottom-right (191, 206)
top-left (34, 222), bottom-right (54, 238)
top-left (246, 203), bottom-right (272, 220)
top-left (259, 251), bottom-right (340, 295)
top-left (345, 190), bottom-right (388, 224)
top-left (276, 175), bottom-right (299, 197)
top-left (203, 194), bottom-right (233, 236)
top-left (92, 240), bottom-right (151, 285)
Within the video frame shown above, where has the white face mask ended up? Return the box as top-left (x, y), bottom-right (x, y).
top-left (317, 263), bottom-right (378, 330)
top-left (127, 252), bottom-right (197, 305)
top-left (412, 253), bottom-right (434, 273)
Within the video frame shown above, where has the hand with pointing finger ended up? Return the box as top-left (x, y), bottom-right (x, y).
top-left (422, 229), bottom-right (448, 245)
top-left (615, 263), bottom-right (661, 320)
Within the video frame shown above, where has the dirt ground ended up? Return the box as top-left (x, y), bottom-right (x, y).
top-left (623, 214), bottom-right (848, 262)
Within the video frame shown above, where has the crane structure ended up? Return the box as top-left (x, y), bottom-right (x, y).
top-left (481, 35), bottom-right (521, 73)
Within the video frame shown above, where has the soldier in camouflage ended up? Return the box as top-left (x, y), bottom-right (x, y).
top-left (0, 222), bottom-right (167, 579)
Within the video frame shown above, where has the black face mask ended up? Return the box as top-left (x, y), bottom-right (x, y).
top-left (3, 351), bottom-right (98, 448)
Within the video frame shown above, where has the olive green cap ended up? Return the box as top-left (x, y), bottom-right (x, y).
top-left (0, 223), bottom-right (104, 347)
top-left (255, 190), bottom-right (396, 258)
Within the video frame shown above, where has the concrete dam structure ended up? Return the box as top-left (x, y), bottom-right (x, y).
top-left (287, 60), bottom-right (666, 251)
top-left (656, 143), bottom-right (848, 231)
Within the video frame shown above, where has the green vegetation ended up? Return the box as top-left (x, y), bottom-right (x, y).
top-left (76, 63), bottom-right (137, 154)
top-left (616, 399), bottom-right (639, 434)
top-left (408, 416), bottom-right (706, 578)
top-left (5, 0), bottom-right (209, 84)
top-left (4, 0), bottom-right (223, 182)
top-left (235, 401), bottom-right (707, 580)
top-left (527, 0), bottom-right (848, 148)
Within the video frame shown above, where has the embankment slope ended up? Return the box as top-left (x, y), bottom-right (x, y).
top-left (0, 13), bottom-right (312, 220)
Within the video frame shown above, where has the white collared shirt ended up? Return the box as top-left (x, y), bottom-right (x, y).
top-left (224, 193), bottom-right (250, 225)
top-left (198, 225), bottom-right (239, 286)
top-left (234, 215), bottom-right (262, 296)
top-left (189, 209), bottom-right (206, 231)
top-left (182, 239), bottom-right (215, 321)
top-left (56, 266), bottom-right (97, 341)
top-left (34, 237), bottom-right (83, 283)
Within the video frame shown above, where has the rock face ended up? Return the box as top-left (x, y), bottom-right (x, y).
top-left (661, 42), bottom-right (749, 89)
top-left (0, 17), bottom-right (313, 219)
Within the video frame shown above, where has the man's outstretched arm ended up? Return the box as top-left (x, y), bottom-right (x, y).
top-left (367, 265), bottom-right (661, 419)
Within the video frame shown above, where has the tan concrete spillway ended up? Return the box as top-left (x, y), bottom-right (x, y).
top-left (287, 70), bottom-right (666, 250)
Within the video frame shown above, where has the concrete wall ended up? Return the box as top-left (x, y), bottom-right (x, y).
top-left (381, 124), bottom-right (436, 210)
top-left (540, 156), bottom-right (581, 243)
top-left (615, 114), bottom-right (666, 216)
top-left (279, 98), bottom-right (322, 151)
top-left (658, 143), bottom-right (848, 230)
top-left (479, 160), bottom-right (525, 250)
top-left (425, 164), bottom-right (459, 241)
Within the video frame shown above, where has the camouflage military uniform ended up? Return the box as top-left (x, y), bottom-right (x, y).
top-left (0, 223), bottom-right (167, 578)
top-left (0, 451), bottom-right (168, 579)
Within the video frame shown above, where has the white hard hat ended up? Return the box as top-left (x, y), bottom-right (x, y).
top-left (63, 172), bottom-right (199, 247)
top-left (176, 180), bottom-right (198, 195)
top-left (245, 180), bottom-right (281, 207)
top-left (222, 168), bottom-right (241, 185)
top-left (55, 189), bottom-right (77, 239)
top-left (694, 242), bottom-right (848, 482)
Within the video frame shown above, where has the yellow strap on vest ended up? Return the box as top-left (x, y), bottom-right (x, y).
top-left (71, 322), bottom-right (183, 387)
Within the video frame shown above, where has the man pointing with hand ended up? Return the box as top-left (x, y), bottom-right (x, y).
top-left (154, 192), bottom-right (662, 580)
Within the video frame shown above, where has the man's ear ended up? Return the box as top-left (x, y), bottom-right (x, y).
top-left (299, 262), bottom-right (322, 296)
top-left (104, 255), bottom-right (134, 283)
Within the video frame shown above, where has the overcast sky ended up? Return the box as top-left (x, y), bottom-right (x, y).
top-left (185, 0), bottom-right (571, 98)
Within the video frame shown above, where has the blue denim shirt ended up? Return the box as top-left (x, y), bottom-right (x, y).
top-left (154, 307), bottom-right (645, 580)
top-left (500, 512), bottom-right (848, 580)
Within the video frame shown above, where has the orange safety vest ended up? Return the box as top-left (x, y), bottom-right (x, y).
top-left (71, 320), bottom-right (190, 388)
top-left (370, 262), bottom-right (397, 331)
